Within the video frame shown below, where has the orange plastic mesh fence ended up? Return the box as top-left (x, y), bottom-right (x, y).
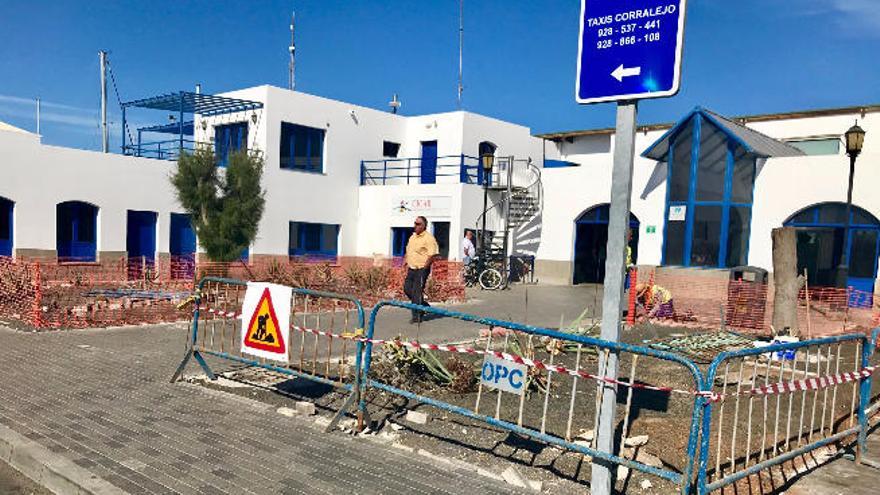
top-left (0, 256), bottom-right (465, 330)
top-left (632, 267), bottom-right (880, 337)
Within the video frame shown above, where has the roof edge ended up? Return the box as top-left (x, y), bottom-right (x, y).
top-left (537, 103), bottom-right (880, 140)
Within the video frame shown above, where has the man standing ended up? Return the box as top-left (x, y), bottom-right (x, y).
top-left (404, 216), bottom-right (439, 323)
top-left (461, 230), bottom-right (476, 266)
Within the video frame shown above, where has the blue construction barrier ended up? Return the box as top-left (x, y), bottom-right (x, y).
top-left (171, 277), bottom-right (367, 430)
top-left (695, 331), bottom-right (877, 493)
top-left (360, 300), bottom-right (707, 494)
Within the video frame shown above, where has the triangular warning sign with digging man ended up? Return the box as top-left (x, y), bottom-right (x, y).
top-left (241, 284), bottom-right (291, 361)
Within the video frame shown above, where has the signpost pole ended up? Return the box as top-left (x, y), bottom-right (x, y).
top-left (591, 100), bottom-right (638, 494)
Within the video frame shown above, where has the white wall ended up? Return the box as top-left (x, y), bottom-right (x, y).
top-left (0, 129), bottom-right (181, 257)
top-left (537, 131), bottom-right (668, 267)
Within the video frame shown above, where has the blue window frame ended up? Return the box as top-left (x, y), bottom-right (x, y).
top-left (56, 201), bottom-right (98, 262)
top-left (0, 197), bottom-right (12, 257)
top-left (662, 114), bottom-right (756, 268)
top-left (214, 122), bottom-right (248, 167)
top-left (289, 221), bottom-right (339, 258)
top-left (280, 122), bottom-right (324, 173)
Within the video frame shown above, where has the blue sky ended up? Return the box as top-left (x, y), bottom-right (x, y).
top-left (1, 0), bottom-right (878, 151)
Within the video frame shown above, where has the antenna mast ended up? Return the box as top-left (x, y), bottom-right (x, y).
top-left (458, 0), bottom-right (463, 109)
top-left (99, 50), bottom-right (109, 153)
top-left (289, 11), bottom-right (296, 90)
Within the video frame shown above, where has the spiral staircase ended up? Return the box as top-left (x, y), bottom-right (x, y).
top-left (474, 157), bottom-right (544, 286)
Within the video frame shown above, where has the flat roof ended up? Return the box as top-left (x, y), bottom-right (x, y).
top-left (536, 103), bottom-right (880, 140)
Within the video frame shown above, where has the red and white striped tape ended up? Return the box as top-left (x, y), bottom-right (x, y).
top-left (738, 366), bottom-right (876, 399)
top-left (201, 305), bottom-right (875, 403)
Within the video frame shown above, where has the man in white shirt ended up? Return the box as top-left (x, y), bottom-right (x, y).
top-left (461, 230), bottom-right (476, 266)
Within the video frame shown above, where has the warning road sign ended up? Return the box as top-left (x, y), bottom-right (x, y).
top-left (240, 282), bottom-right (291, 362)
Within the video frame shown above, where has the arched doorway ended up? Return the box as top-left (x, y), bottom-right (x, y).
top-left (573, 204), bottom-right (639, 284)
top-left (0, 197), bottom-right (12, 257)
top-left (784, 202), bottom-right (880, 299)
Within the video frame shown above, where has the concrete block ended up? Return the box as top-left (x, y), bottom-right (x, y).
top-left (295, 401), bottom-right (316, 416)
top-left (624, 434), bottom-right (649, 447)
top-left (276, 407), bottom-right (297, 417)
top-left (405, 410), bottom-right (429, 424)
top-left (502, 466), bottom-right (528, 488)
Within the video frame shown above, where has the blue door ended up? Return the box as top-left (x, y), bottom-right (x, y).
top-left (170, 213), bottom-right (196, 280)
top-left (57, 202), bottom-right (98, 261)
top-left (392, 227), bottom-right (414, 258)
top-left (0, 197), bottom-right (12, 257)
top-left (420, 141), bottom-right (437, 184)
top-left (127, 210), bottom-right (157, 279)
top-left (846, 228), bottom-right (879, 307)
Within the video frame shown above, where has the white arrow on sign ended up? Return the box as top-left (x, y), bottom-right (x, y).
top-left (611, 64), bottom-right (641, 82)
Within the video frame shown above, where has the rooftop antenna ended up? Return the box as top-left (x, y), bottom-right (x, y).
top-left (289, 11), bottom-right (296, 91)
top-left (457, 0), bottom-right (463, 109)
top-left (35, 97), bottom-right (41, 135)
top-left (99, 50), bottom-right (109, 153)
top-left (389, 93), bottom-right (401, 114)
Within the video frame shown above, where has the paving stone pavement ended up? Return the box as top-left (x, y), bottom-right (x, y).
top-left (0, 323), bottom-right (525, 494)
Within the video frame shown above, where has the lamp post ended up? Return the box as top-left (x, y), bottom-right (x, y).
top-left (835, 121), bottom-right (866, 289)
top-left (480, 153), bottom-right (495, 256)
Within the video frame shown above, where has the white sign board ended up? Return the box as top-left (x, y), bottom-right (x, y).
top-left (480, 355), bottom-right (528, 395)
top-left (240, 282), bottom-right (292, 362)
top-left (390, 196), bottom-right (452, 218)
top-left (668, 205), bottom-right (686, 222)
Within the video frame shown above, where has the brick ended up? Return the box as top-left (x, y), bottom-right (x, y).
top-left (405, 410), bottom-right (429, 424)
top-left (295, 401), bottom-right (316, 416)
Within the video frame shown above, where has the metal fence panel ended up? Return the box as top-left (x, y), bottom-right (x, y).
top-left (696, 332), bottom-right (875, 493)
top-left (361, 300), bottom-right (707, 493)
top-left (171, 277), bottom-right (367, 429)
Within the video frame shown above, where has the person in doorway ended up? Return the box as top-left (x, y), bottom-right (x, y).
top-left (404, 216), bottom-right (439, 323)
top-left (461, 230), bottom-right (476, 266)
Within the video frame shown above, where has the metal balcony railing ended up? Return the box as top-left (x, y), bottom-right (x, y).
top-left (360, 154), bottom-right (489, 185)
top-left (122, 140), bottom-right (262, 162)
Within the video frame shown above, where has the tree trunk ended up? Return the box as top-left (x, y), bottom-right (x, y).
top-left (771, 227), bottom-right (804, 336)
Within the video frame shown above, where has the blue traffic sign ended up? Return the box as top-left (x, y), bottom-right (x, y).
top-left (576, 0), bottom-right (687, 104)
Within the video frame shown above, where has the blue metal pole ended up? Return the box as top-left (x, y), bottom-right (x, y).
top-left (459, 153), bottom-right (465, 183)
top-left (857, 334), bottom-right (872, 461)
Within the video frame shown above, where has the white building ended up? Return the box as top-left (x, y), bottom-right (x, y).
top-left (538, 104), bottom-right (880, 298)
top-left (0, 84), bottom-right (877, 298)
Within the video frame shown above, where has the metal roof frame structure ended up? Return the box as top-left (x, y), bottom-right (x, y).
top-left (121, 91), bottom-right (263, 117)
top-left (121, 90), bottom-right (263, 159)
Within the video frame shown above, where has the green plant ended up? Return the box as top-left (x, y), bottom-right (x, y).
top-left (170, 149), bottom-right (265, 262)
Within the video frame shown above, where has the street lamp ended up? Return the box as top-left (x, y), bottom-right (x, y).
top-left (480, 153), bottom-right (495, 255)
top-left (836, 121), bottom-right (866, 288)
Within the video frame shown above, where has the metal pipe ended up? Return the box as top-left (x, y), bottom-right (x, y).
top-left (99, 51), bottom-right (108, 153)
